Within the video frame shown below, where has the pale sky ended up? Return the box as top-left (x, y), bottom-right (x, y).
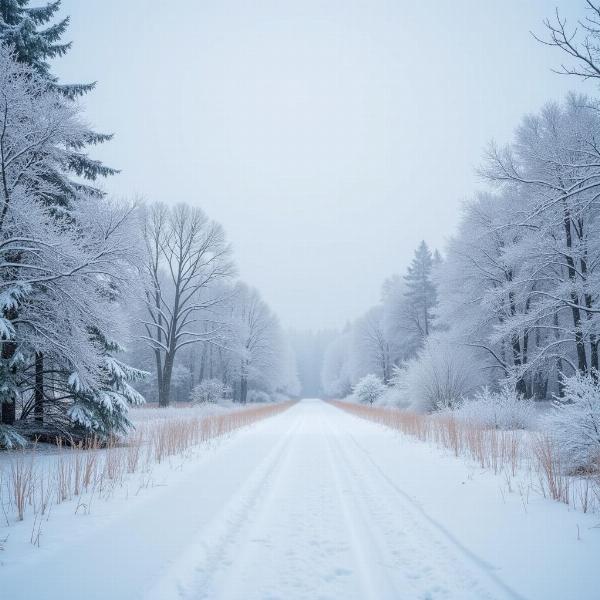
top-left (55, 0), bottom-right (586, 330)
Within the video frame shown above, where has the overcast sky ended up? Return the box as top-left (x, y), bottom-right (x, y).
top-left (55, 0), bottom-right (586, 331)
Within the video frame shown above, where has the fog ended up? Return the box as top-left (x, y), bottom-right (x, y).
top-left (56, 0), bottom-right (583, 330)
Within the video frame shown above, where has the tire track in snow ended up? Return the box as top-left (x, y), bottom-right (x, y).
top-left (148, 408), bottom-right (305, 600)
top-left (321, 412), bottom-right (401, 598)
top-left (186, 403), bottom-right (374, 600)
top-left (324, 403), bottom-right (527, 600)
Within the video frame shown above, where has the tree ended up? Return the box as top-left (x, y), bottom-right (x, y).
top-left (68, 328), bottom-right (146, 438)
top-left (0, 45), bottom-right (144, 443)
top-left (403, 241), bottom-right (438, 339)
top-left (544, 370), bottom-right (600, 472)
top-left (0, 47), bottom-right (126, 432)
top-left (437, 190), bottom-right (534, 395)
top-left (381, 275), bottom-right (421, 363)
top-left (483, 95), bottom-right (600, 383)
top-left (352, 306), bottom-right (396, 384)
top-left (352, 374), bottom-right (386, 405)
top-left (0, 1), bottom-right (116, 199)
top-left (141, 202), bottom-right (234, 407)
top-left (0, 1), bottom-right (117, 430)
top-left (229, 283), bottom-right (286, 403)
top-left (535, 1), bottom-right (600, 84)
top-left (0, 2), bottom-right (70, 78)
top-left (378, 242), bottom-right (440, 369)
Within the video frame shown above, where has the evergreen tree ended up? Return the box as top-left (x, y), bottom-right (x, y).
top-left (404, 241), bottom-right (438, 338)
top-left (68, 329), bottom-right (146, 439)
top-left (0, 1), bottom-right (116, 434)
top-left (1, 0), bottom-right (85, 94)
top-left (0, 19), bottom-right (141, 442)
top-left (0, 0), bottom-right (117, 209)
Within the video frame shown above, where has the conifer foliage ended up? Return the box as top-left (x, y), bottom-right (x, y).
top-left (0, 0), bottom-right (116, 205)
top-left (403, 241), bottom-right (438, 340)
top-left (0, 1), bottom-right (142, 446)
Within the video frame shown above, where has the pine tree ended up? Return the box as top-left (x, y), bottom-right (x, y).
top-left (0, 2), bottom-right (119, 434)
top-left (1, 0), bottom-right (84, 94)
top-left (0, 22), bottom-right (141, 442)
top-left (404, 241), bottom-right (438, 338)
top-left (0, 0), bottom-right (117, 209)
top-left (68, 329), bottom-right (146, 439)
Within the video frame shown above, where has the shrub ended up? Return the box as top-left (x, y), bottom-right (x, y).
top-left (398, 335), bottom-right (486, 412)
top-left (247, 389), bottom-right (271, 403)
top-left (451, 386), bottom-right (536, 430)
top-left (376, 384), bottom-right (409, 408)
top-left (190, 379), bottom-right (232, 404)
top-left (544, 371), bottom-right (600, 473)
top-left (353, 374), bottom-right (386, 405)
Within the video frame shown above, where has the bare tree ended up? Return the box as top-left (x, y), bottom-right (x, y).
top-left (535, 2), bottom-right (600, 82)
top-left (353, 306), bottom-right (395, 384)
top-left (141, 203), bottom-right (234, 406)
top-left (230, 283), bottom-right (283, 403)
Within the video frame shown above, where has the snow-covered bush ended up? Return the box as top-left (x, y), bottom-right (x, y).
top-left (450, 386), bottom-right (536, 430)
top-left (247, 389), bottom-right (271, 403)
top-left (376, 381), bottom-right (409, 408)
top-left (352, 374), bottom-right (386, 405)
top-left (190, 379), bottom-right (232, 404)
top-left (399, 336), bottom-right (486, 412)
top-left (544, 372), bottom-right (600, 473)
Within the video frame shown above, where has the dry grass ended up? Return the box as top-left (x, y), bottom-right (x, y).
top-left (0, 401), bottom-right (293, 530)
top-left (332, 400), bottom-right (600, 513)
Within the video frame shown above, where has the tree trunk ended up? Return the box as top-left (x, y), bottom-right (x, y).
top-left (562, 203), bottom-right (588, 373)
top-left (153, 348), bottom-right (163, 405)
top-left (1, 396), bottom-right (15, 425)
top-left (0, 306), bottom-right (18, 425)
top-left (34, 352), bottom-right (44, 423)
top-left (508, 291), bottom-right (527, 396)
top-left (159, 354), bottom-right (174, 407)
top-left (240, 375), bottom-right (248, 404)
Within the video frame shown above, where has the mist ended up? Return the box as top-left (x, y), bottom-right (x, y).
top-left (54, 0), bottom-right (584, 331)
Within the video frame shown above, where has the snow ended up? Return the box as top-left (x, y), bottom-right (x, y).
top-left (2, 399), bottom-right (599, 599)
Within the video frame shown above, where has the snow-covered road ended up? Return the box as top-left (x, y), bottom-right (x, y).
top-left (2, 399), bottom-right (599, 599)
top-left (155, 400), bottom-right (516, 600)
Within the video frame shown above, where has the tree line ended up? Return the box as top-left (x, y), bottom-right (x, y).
top-left (322, 1), bottom-right (600, 410)
top-left (0, 1), bottom-right (298, 448)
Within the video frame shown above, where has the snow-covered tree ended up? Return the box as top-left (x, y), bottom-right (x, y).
top-left (403, 241), bottom-right (438, 340)
top-left (141, 202), bottom-right (234, 407)
top-left (352, 373), bottom-right (386, 405)
top-left (190, 378), bottom-right (231, 404)
top-left (544, 370), bottom-right (600, 472)
top-left (0, 1), bottom-right (117, 438)
top-left (351, 306), bottom-right (397, 384)
top-left (482, 95), bottom-right (600, 385)
top-left (536, 1), bottom-right (600, 85)
top-left (228, 283), bottom-right (290, 402)
top-left (0, 2), bottom-right (115, 198)
top-left (436, 191), bottom-right (530, 392)
top-left (0, 46), bottom-right (143, 442)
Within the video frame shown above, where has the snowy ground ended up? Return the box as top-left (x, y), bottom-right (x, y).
top-left (2, 399), bottom-right (599, 599)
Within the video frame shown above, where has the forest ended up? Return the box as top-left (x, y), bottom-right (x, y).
top-left (2, 2), bottom-right (600, 599)
top-left (0, 1), bottom-right (299, 449)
